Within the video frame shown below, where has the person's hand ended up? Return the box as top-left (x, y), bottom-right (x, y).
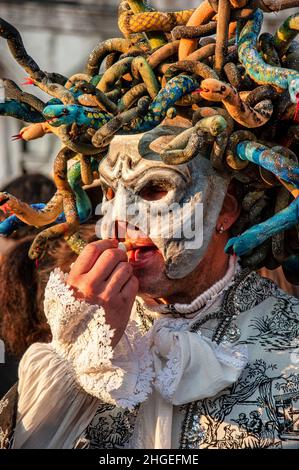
top-left (67, 239), bottom-right (139, 347)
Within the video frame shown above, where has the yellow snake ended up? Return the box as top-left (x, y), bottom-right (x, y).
top-left (118, 8), bottom-right (195, 37)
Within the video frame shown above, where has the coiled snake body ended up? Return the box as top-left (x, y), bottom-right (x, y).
top-left (238, 9), bottom-right (299, 104)
top-left (132, 75), bottom-right (199, 132)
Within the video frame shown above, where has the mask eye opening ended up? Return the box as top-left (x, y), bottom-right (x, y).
top-left (137, 180), bottom-right (173, 201)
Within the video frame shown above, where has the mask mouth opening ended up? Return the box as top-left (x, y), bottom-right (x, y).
top-left (124, 240), bottom-right (160, 264)
top-left (115, 222), bottom-right (161, 264)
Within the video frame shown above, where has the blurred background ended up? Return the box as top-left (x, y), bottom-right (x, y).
top-left (0, 0), bottom-right (296, 186)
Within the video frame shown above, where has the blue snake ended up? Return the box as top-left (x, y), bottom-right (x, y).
top-left (225, 196), bottom-right (299, 256)
top-left (238, 9), bottom-right (299, 104)
top-left (0, 100), bottom-right (45, 123)
top-left (132, 75), bottom-right (199, 132)
top-left (42, 104), bottom-right (113, 128)
top-left (42, 76), bottom-right (199, 134)
top-left (225, 141), bottom-right (299, 256)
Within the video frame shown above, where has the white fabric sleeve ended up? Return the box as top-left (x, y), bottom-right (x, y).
top-left (151, 320), bottom-right (248, 406)
top-left (13, 342), bottom-right (100, 449)
top-left (13, 268), bottom-right (154, 449)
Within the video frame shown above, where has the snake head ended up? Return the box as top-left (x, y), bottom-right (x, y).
top-left (289, 78), bottom-right (299, 105)
top-left (0, 192), bottom-right (17, 215)
top-left (73, 81), bottom-right (94, 95)
top-left (12, 123), bottom-right (47, 142)
top-left (199, 79), bottom-right (231, 102)
top-left (42, 104), bottom-right (78, 127)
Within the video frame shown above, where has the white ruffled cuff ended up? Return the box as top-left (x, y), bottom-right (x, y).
top-left (44, 268), bottom-right (154, 410)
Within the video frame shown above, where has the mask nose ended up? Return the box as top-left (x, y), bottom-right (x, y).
top-left (115, 220), bottom-right (152, 242)
top-left (115, 220), bottom-right (127, 240)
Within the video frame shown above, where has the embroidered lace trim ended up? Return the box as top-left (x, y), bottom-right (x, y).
top-left (113, 321), bottom-right (154, 409)
top-left (44, 268), bottom-right (248, 410)
top-left (44, 268), bottom-right (153, 410)
top-left (155, 334), bottom-right (182, 402)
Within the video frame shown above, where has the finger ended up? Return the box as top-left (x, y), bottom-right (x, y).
top-left (87, 248), bottom-right (128, 284)
top-left (121, 275), bottom-right (139, 301)
top-left (104, 261), bottom-right (133, 294)
top-left (70, 239), bottom-right (118, 276)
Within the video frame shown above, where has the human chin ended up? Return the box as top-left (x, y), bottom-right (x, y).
top-left (129, 250), bottom-right (165, 291)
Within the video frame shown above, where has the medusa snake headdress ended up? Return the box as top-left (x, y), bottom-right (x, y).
top-left (1, 0), bottom-right (299, 282)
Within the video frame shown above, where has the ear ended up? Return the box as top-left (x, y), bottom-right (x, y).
top-left (217, 183), bottom-right (241, 232)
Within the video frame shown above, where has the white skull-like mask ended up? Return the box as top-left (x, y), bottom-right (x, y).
top-left (98, 118), bottom-right (230, 279)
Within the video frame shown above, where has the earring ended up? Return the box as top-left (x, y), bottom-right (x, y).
top-left (217, 224), bottom-right (225, 234)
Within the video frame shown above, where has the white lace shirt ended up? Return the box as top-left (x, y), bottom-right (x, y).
top-left (13, 257), bottom-right (248, 449)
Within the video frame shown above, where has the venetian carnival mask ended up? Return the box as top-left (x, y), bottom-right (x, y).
top-left (98, 117), bottom-right (230, 279)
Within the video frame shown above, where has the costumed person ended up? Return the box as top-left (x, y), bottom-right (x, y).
top-left (0, 0), bottom-right (299, 450)
top-left (2, 118), bottom-right (299, 450)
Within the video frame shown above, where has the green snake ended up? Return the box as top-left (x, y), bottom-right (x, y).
top-left (273, 12), bottom-right (299, 57)
top-left (160, 115), bottom-right (228, 165)
top-left (0, 159), bottom-right (96, 237)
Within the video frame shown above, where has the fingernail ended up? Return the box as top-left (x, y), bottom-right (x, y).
top-left (118, 242), bottom-right (126, 252)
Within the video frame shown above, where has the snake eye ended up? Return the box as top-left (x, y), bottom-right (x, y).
top-left (62, 108), bottom-right (69, 115)
top-left (220, 85), bottom-right (226, 92)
